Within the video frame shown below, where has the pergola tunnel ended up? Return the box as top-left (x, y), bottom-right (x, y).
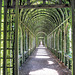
top-left (0, 0), bottom-right (75, 75)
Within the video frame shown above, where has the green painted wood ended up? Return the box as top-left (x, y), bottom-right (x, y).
top-left (69, 8), bottom-right (73, 75)
top-left (48, 16), bottom-right (71, 36)
top-left (72, 0), bottom-right (75, 75)
top-left (3, 0), bottom-right (7, 75)
top-left (61, 25), bottom-right (64, 63)
top-left (59, 0), bottom-right (62, 4)
top-left (15, 0), bottom-right (19, 75)
top-left (22, 9), bottom-right (59, 27)
top-left (57, 29), bottom-right (60, 58)
top-left (27, 0), bottom-right (30, 5)
top-left (58, 29), bottom-right (60, 50)
top-left (43, 0), bottom-right (46, 4)
top-left (0, 0), bottom-right (2, 74)
top-left (64, 23), bottom-right (66, 65)
top-left (7, 9), bottom-right (12, 75)
top-left (23, 32), bottom-right (25, 62)
top-left (1, 1), bottom-right (72, 75)
top-left (20, 8), bottom-right (61, 34)
top-left (21, 30), bottom-right (23, 64)
top-left (8, 4), bottom-right (70, 9)
top-left (54, 32), bottom-right (55, 49)
top-left (28, 31), bottom-right (29, 50)
top-left (20, 22), bottom-right (35, 36)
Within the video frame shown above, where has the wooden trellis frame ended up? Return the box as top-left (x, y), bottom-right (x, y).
top-left (72, 0), bottom-right (75, 75)
top-left (0, 0), bottom-right (75, 75)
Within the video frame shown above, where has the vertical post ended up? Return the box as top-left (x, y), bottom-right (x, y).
top-left (27, 0), bottom-right (30, 5)
top-left (12, 13), bottom-right (15, 75)
top-left (51, 34), bottom-right (52, 49)
top-left (44, 37), bottom-right (45, 46)
top-left (64, 23), bottom-right (67, 65)
top-left (47, 36), bottom-right (48, 47)
top-left (21, 30), bottom-right (23, 64)
top-left (15, 0), bottom-right (19, 75)
top-left (28, 31), bottom-right (29, 49)
top-left (72, 0), bottom-right (75, 75)
top-left (54, 32), bottom-right (55, 50)
top-left (50, 35), bottom-right (51, 48)
top-left (54, 32), bottom-right (56, 51)
top-left (7, 9), bottom-right (11, 75)
top-left (24, 31), bottom-right (25, 61)
top-left (57, 29), bottom-right (59, 58)
top-left (59, 0), bottom-right (62, 4)
top-left (56, 30), bottom-right (58, 57)
top-left (24, 30), bottom-right (26, 50)
top-left (61, 25), bottom-right (64, 63)
top-left (0, 0), bottom-right (2, 74)
top-left (58, 29), bottom-right (59, 51)
top-left (26, 31), bottom-right (28, 50)
top-left (35, 37), bottom-right (36, 48)
top-left (43, 0), bottom-right (46, 4)
top-left (52, 32), bottom-right (54, 51)
top-left (3, 0), bottom-right (7, 75)
top-left (23, 31), bottom-right (25, 62)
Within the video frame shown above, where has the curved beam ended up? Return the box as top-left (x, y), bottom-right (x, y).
top-left (36, 32), bottom-right (47, 36)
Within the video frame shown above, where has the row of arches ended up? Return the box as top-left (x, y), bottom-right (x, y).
top-left (0, 0), bottom-right (75, 75)
top-left (47, 20), bottom-right (72, 69)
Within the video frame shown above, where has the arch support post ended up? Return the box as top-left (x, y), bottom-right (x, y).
top-left (72, 0), bottom-right (75, 75)
top-left (3, 0), bottom-right (7, 75)
top-left (0, 0), bottom-right (2, 74)
top-left (15, 0), bottom-right (19, 75)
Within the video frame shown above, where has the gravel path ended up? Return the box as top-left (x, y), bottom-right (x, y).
top-left (19, 45), bottom-right (71, 75)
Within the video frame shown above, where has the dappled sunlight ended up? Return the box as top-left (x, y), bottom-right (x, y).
top-left (35, 46), bottom-right (50, 59)
top-left (33, 46), bottom-right (58, 74)
top-left (37, 45), bottom-right (46, 49)
top-left (19, 45), bottom-right (71, 75)
top-left (35, 55), bottom-right (50, 59)
top-left (47, 60), bottom-right (54, 65)
top-left (29, 68), bottom-right (59, 75)
top-left (36, 50), bottom-right (48, 56)
top-left (38, 46), bottom-right (45, 48)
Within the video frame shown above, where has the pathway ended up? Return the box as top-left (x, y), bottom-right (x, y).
top-left (19, 45), bottom-right (71, 75)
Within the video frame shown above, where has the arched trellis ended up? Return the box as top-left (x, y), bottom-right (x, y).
top-left (20, 7), bottom-right (65, 22)
top-left (20, 12), bottom-right (61, 34)
top-left (20, 9), bottom-right (61, 21)
top-left (18, 0), bottom-right (71, 6)
top-left (36, 31), bottom-right (47, 36)
top-left (25, 13), bottom-right (59, 26)
top-left (20, 8), bottom-right (61, 25)
top-left (23, 9), bottom-right (61, 22)
top-left (1, 0), bottom-right (75, 75)
top-left (19, 8), bottom-right (69, 35)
